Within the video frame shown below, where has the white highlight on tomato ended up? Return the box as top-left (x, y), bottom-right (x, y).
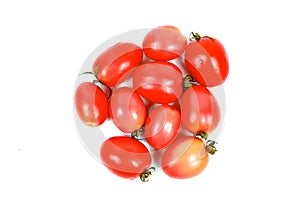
top-left (83, 103), bottom-right (90, 116)
top-left (195, 54), bottom-right (207, 68)
top-left (211, 57), bottom-right (220, 73)
top-left (109, 154), bottom-right (121, 165)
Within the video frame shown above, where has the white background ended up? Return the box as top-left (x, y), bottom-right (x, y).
top-left (1, 0), bottom-right (299, 199)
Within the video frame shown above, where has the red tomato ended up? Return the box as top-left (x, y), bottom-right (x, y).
top-left (109, 87), bottom-right (146, 133)
top-left (162, 136), bottom-right (209, 179)
top-left (75, 82), bottom-right (108, 126)
top-left (184, 36), bottom-right (229, 87)
top-left (169, 100), bottom-right (181, 113)
top-left (133, 61), bottom-right (183, 104)
top-left (145, 105), bottom-right (180, 149)
top-left (100, 136), bottom-right (152, 179)
top-left (181, 85), bottom-right (220, 135)
top-left (92, 42), bottom-right (143, 87)
top-left (143, 26), bottom-right (187, 61)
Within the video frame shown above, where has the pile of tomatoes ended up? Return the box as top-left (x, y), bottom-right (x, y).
top-left (74, 26), bottom-right (229, 181)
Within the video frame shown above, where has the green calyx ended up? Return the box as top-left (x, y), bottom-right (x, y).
top-left (189, 32), bottom-right (213, 41)
top-left (206, 140), bottom-right (218, 155)
top-left (195, 132), bottom-right (218, 155)
top-left (197, 131), bottom-right (208, 140)
top-left (183, 75), bottom-right (199, 91)
top-left (131, 127), bottom-right (145, 140)
top-left (140, 167), bottom-right (155, 182)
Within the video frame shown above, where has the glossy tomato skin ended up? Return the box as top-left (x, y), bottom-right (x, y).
top-left (184, 37), bottom-right (229, 87)
top-left (145, 105), bottom-right (180, 149)
top-left (143, 26), bottom-right (187, 61)
top-left (92, 42), bottom-right (143, 87)
top-left (162, 136), bottom-right (209, 179)
top-left (100, 136), bottom-right (152, 179)
top-left (133, 61), bottom-right (183, 104)
top-left (181, 85), bottom-right (220, 134)
top-left (75, 82), bottom-right (108, 127)
top-left (109, 87), bottom-right (146, 133)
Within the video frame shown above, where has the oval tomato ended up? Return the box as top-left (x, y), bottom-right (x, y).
top-left (184, 36), bottom-right (229, 87)
top-left (143, 26), bottom-right (187, 61)
top-left (132, 61), bottom-right (183, 104)
top-left (74, 82), bottom-right (108, 126)
top-left (100, 136), bottom-right (152, 179)
top-left (109, 87), bottom-right (146, 133)
top-left (144, 105), bottom-right (180, 149)
top-left (162, 136), bottom-right (209, 179)
top-left (181, 85), bottom-right (220, 135)
top-left (92, 42), bottom-right (143, 87)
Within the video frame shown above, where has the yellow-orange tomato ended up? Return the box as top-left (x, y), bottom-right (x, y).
top-left (161, 136), bottom-right (208, 179)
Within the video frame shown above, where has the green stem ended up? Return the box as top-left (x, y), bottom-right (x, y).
top-left (79, 71), bottom-right (93, 76)
top-left (189, 32), bottom-right (202, 41)
top-left (79, 65), bottom-right (112, 99)
top-left (79, 65), bottom-right (100, 81)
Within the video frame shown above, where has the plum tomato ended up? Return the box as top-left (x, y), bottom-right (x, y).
top-left (184, 35), bottom-right (229, 87)
top-left (75, 82), bottom-right (108, 126)
top-left (92, 42), bottom-right (143, 87)
top-left (143, 25), bottom-right (187, 61)
top-left (161, 136), bottom-right (209, 179)
top-left (109, 87), bottom-right (146, 133)
top-left (100, 136), bottom-right (152, 180)
top-left (144, 105), bottom-right (180, 149)
top-left (132, 61), bottom-right (183, 104)
top-left (181, 85), bottom-right (220, 136)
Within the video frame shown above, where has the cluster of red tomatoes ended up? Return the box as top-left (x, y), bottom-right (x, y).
top-left (74, 25), bottom-right (229, 181)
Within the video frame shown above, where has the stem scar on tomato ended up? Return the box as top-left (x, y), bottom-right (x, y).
top-left (140, 167), bottom-right (155, 182)
top-left (79, 65), bottom-right (112, 99)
